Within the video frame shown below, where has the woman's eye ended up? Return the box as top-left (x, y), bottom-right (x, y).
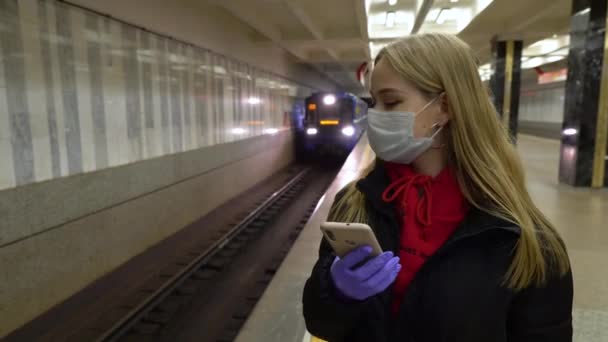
top-left (383, 101), bottom-right (401, 108)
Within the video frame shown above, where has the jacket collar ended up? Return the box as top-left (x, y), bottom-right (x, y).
top-left (356, 160), bottom-right (521, 239)
top-left (356, 160), bottom-right (395, 216)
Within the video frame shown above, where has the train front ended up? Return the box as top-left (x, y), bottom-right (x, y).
top-left (302, 93), bottom-right (364, 155)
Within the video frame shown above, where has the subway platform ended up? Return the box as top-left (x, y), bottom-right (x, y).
top-left (236, 134), bottom-right (608, 342)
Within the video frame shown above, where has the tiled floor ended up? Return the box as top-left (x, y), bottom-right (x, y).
top-left (517, 135), bottom-right (608, 342)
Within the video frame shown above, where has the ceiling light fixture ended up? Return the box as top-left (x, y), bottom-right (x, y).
top-left (231, 127), bottom-right (247, 135)
top-left (394, 11), bottom-right (415, 27)
top-left (389, 0), bottom-right (398, 5)
top-left (264, 128), bottom-right (279, 135)
top-left (522, 57), bottom-right (544, 69)
top-left (546, 55), bottom-right (566, 63)
top-left (578, 8), bottom-right (590, 16)
top-left (247, 97), bottom-right (261, 105)
top-left (386, 11), bottom-right (396, 27)
top-left (450, 0), bottom-right (458, 2)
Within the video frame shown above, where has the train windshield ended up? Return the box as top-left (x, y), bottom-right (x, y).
top-left (306, 95), bottom-right (353, 123)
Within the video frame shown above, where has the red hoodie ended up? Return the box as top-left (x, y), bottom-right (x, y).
top-left (383, 162), bottom-right (469, 315)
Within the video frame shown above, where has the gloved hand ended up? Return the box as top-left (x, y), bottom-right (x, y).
top-left (330, 245), bottom-right (401, 301)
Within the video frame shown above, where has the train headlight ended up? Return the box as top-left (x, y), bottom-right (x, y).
top-left (341, 126), bottom-right (355, 137)
top-left (323, 95), bottom-right (336, 105)
top-left (306, 128), bottom-right (318, 135)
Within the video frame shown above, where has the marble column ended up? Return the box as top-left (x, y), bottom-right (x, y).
top-left (490, 39), bottom-right (523, 142)
top-left (560, 0), bottom-right (608, 187)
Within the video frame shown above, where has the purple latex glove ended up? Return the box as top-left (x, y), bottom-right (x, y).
top-left (330, 245), bottom-right (401, 301)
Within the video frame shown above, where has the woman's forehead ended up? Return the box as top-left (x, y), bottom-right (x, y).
top-left (371, 60), bottom-right (413, 95)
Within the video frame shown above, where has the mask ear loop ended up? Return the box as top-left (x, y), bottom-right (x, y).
top-left (430, 92), bottom-right (448, 149)
top-left (430, 123), bottom-right (447, 149)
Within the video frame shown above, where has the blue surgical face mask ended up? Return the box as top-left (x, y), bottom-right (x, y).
top-left (367, 96), bottom-right (443, 164)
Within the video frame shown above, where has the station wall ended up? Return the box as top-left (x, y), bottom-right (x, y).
top-left (518, 77), bottom-right (566, 139)
top-left (0, 0), bottom-right (337, 336)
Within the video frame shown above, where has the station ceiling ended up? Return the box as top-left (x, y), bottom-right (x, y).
top-left (197, 0), bottom-right (573, 93)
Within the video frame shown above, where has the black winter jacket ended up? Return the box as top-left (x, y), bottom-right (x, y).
top-left (302, 162), bottom-right (573, 342)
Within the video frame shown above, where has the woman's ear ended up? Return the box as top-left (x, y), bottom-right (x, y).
top-left (436, 93), bottom-right (450, 127)
top-left (439, 92), bottom-right (450, 115)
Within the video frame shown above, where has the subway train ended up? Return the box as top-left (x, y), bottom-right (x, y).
top-left (295, 92), bottom-right (368, 157)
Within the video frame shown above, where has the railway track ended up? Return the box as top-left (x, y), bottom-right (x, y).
top-left (73, 165), bottom-right (338, 342)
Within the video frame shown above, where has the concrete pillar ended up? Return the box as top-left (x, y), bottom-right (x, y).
top-left (560, 0), bottom-right (608, 187)
top-left (490, 39), bottom-right (524, 142)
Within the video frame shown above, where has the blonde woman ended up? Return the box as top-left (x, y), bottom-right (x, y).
top-left (302, 33), bottom-right (572, 342)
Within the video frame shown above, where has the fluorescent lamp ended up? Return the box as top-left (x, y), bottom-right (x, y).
top-left (563, 128), bottom-right (577, 136)
top-left (231, 127), bottom-right (247, 135)
top-left (386, 11), bottom-right (396, 27)
top-left (551, 47), bottom-right (570, 57)
top-left (450, 0), bottom-right (458, 2)
top-left (538, 40), bottom-right (559, 54)
top-left (577, 8), bottom-right (590, 16)
top-left (264, 128), bottom-right (279, 135)
top-left (546, 55), bottom-right (565, 63)
top-left (476, 0), bottom-right (494, 13)
top-left (307, 128), bottom-right (318, 135)
top-left (395, 11), bottom-right (414, 24)
top-left (522, 57), bottom-right (544, 69)
top-left (247, 97), bottom-right (261, 105)
top-left (455, 8), bottom-right (473, 30)
top-left (389, 0), bottom-right (397, 5)
top-left (372, 12), bottom-right (388, 25)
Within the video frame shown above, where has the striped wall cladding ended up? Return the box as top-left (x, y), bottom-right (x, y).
top-left (0, 0), bottom-right (315, 191)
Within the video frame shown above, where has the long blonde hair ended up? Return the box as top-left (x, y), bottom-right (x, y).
top-left (329, 33), bottom-right (569, 289)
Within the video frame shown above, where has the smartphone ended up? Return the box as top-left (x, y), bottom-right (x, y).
top-left (320, 222), bottom-right (383, 258)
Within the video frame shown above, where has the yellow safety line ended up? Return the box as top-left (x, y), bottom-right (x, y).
top-left (362, 143), bottom-right (373, 165)
top-left (502, 40), bottom-right (514, 136)
top-left (592, 7), bottom-right (608, 187)
top-left (309, 143), bottom-right (372, 342)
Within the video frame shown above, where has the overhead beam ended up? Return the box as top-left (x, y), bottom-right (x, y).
top-left (284, 0), bottom-right (362, 88)
top-left (216, 0), bottom-right (343, 88)
top-left (284, 0), bottom-right (341, 62)
top-left (354, 0), bottom-right (371, 59)
top-left (411, 0), bottom-right (434, 34)
top-left (306, 54), bottom-right (370, 64)
top-left (507, 0), bottom-right (564, 34)
top-left (276, 38), bottom-right (366, 49)
top-left (284, 0), bottom-right (324, 40)
top-left (217, 1), bottom-right (282, 42)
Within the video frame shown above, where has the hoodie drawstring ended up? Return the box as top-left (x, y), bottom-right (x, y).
top-left (382, 174), bottom-right (433, 239)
